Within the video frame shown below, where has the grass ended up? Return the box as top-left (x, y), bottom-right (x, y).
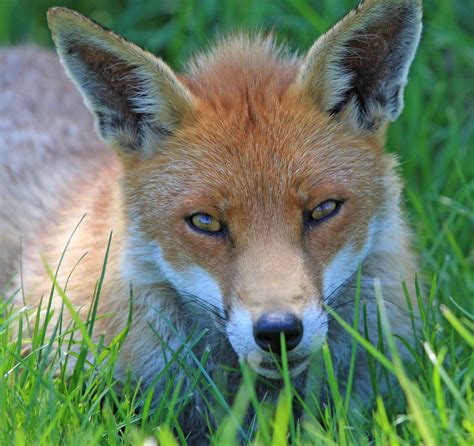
top-left (1, 0), bottom-right (473, 444)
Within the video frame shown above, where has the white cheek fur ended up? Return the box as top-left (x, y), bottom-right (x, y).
top-left (300, 302), bottom-right (328, 355)
top-left (226, 304), bottom-right (254, 359)
top-left (121, 229), bottom-right (225, 315)
top-left (322, 217), bottom-right (377, 299)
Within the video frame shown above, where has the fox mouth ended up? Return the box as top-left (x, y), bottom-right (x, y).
top-left (247, 352), bottom-right (310, 379)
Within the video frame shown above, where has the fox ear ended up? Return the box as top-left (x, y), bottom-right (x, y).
top-left (47, 7), bottom-right (194, 155)
top-left (296, 0), bottom-right (422, 135)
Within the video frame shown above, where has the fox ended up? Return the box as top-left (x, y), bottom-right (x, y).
top-left (1, 0), bottom-right (422, 435)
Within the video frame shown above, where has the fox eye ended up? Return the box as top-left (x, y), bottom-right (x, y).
top-left (309, 200), bottom-right (341, 223)
top-left (188, 213), bottom-right (222, 234)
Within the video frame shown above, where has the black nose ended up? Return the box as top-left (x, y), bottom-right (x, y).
top-left (253, 313), bottom-right (303, 354)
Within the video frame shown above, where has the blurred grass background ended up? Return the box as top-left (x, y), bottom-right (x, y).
top-left (1, 0), bottom-right (472, 307)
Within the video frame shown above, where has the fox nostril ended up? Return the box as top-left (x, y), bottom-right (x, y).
top-left (253, 312), bottom-right (303, 354)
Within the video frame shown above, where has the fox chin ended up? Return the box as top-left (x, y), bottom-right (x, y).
top-left (0, 0), bottom-right (422, 432)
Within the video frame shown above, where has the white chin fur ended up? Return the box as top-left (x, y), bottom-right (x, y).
top-left (247, 350), bottom-right (310, 379)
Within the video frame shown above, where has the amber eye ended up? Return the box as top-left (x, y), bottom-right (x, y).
top-left (188, 213), bottom-right (223, 234)
top-left (309, 200), bottom-right (340, 223)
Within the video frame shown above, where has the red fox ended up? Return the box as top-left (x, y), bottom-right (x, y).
top-left (1, 0), bottom-right (422, 420)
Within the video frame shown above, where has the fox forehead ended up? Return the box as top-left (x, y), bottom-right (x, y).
top-left (124, 89), bottom-right (386, 215)
top-left (123, 37), bottom-right (385, 200)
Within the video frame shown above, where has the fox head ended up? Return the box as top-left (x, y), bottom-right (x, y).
top-left (48, 0), bottom-right (422, 378)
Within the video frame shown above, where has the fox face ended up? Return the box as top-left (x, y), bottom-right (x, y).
top-left (48, 0), bottom-right (422, 379)
top-left (121, 97), bottom-right (389, 377)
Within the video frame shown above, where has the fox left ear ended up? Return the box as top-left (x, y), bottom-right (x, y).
top-left (296, 0), bottom-right (422, 135)
top-left (47, 7), bottom-right (195, 155)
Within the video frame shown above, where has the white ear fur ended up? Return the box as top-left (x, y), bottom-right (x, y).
top-left (47, 7), bottom-right (194, 154)
top-left (297, 0), bottom-right (422, 134)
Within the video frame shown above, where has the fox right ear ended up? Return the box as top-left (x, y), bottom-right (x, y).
top-left (296, 0), bottom-right (422, 135)
top-left (47, 7), bottom-right (194, 155)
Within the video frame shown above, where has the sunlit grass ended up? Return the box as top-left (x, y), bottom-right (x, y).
top-left (1, 260), bottom-right (472, 444)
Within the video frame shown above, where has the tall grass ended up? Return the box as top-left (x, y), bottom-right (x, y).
top-left (1, 0), bottom-right (472, 444)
